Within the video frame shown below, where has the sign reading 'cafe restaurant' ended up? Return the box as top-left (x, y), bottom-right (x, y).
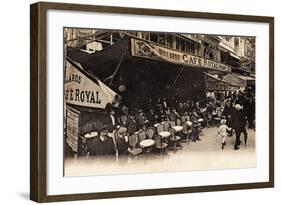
top-left (131, 38), bottom-right (231, 73)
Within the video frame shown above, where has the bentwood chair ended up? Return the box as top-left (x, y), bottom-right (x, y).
top-left (163, 121), bottom-right (170, 131)
top-left (156, 123), bottom-right (164, 134)
top-left (185, 121), bottom-right (193, 143)
top-left (176, 118), bottom-right (182, 126)
top-left (170, 121), bottom-right (176, 127)
top-left (182, 122), bottom-right (189, 142)
top-left (138, 130), bottom-right (147, 142)
top-left (155, 123), bottom-right (170, 146)
top-left (128, 133), bottom-right (143, 156)
top-left (154, 134), bottom-right (168, 154)
top-left (168, 127), bottom-right (182, 150)
top-left (146, 127), bottom-right (156, 139)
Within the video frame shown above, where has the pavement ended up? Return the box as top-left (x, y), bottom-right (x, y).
top-left (64, 127), bottom-right (256, 177)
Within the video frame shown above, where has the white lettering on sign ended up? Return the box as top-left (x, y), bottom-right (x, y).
top-left (64, 60), bottom-right (117, 109)
top-left (131, 38), bottom-right (231, 73)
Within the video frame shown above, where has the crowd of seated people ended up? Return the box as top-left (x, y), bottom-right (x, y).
top-left (84, 89), bottom-right (255, 156)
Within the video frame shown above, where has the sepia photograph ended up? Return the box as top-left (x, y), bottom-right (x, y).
top-left (63, 28), bottom-right (256, 177)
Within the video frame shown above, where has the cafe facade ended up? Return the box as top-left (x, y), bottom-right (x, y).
top-left (67, 32), bottom-right (238, 105)
top-left (65, 31), bottom-right (251, 155)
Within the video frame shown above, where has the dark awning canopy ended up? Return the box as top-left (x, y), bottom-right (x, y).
top-left (204, 72), bottom-right (240, 91)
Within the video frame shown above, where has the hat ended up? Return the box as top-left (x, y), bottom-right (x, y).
top-left (138, 109), bottom-right (143, 113)
top-left (235, 104), bottom-right (242, 110)
top-left (121, 105), bottom-right (128, 111)
top-left (98, 125), bottom-right (109, 133)
top-left (117, 127), bottom-right (127, 135)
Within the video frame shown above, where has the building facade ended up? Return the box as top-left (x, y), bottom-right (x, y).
top-left (65, 29), bottom-right (255, 103)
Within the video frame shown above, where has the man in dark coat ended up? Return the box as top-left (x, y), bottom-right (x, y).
top-left (244, 97), bottom-right (255, 129)
top-left (86, 125), bottom-right (116, 156)
top-left (114, 127), bottom-right (129, 155)
top-left (146, 108), bottom-right (158, 125)
top-left (136, 109), bottom-right (149, 128)
top-left (222, 99), bottom-right (233, 135)
top-left (127, 112), bottom-right (139, 135)
top-left (231, 104), bottom-right (248, 150)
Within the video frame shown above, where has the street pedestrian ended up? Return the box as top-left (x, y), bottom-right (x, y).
top-left (218, 119), bottom-right (232, 149)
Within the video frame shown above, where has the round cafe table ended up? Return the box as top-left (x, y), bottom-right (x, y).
top-left (158, 131), bottom-right (171, 138)
top-left (139, 139), bottom-right (155, 148)
top-left (172, 126), bottom-right (183, 132)
top-left (139, 139), bottom-right (155, 153)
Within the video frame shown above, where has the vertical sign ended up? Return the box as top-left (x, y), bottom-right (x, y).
top-left (66, 107), bottom-right (80, 152)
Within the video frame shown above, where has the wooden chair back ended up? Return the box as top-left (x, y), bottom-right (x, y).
top-left (138, 130), bottom-right (146, 141)
top-left (163, 121), bottom-right (170, 131)
top-left (170, 121), bottom-right (176, 127)
top-left (168, 127), bottom-right (176, 137)
top-left (128, 133), bottom-right (138, 148)
top-left (176, 118), bottom-right (182, 126)
top-left (146, 127), bottom-right (155, 139)
top-left (156, 123), bottom-right (164, 133)
top-left (154, 134), bottom-right (162, 148)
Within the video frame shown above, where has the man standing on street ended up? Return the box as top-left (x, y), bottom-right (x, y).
top-left (231, 104), bottom-right (248, 150)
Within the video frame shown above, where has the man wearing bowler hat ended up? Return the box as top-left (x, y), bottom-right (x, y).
top-left (86, 125), bottom-right (116, 156)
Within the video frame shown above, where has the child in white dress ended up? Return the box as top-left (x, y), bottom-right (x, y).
top-left (218, 119), bottom-right (232, 149)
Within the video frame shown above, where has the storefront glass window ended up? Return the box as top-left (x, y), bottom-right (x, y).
top-left (158, 33), bottom-right (165, 45)
top-left (150, 33), bottom-right (158, 43)
top-left (141, 32), bottom-right (150, 40)
top-left (186, 41), bottom-right (191, 53)
top-left (165, 34), bottom-right (173, 48)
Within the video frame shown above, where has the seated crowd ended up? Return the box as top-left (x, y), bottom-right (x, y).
top-left (84, 90), bottom-right (255, 156)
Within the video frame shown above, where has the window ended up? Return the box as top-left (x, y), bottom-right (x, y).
top-left (190, 43), bottom-right (195, 54)
top-left (140, 32), bottom-right (150, 40)
top-left (234, 37), bottom-right (239, 47)
top-left (158, 33), bottom-right (165, 45)
top-left (175, 37), bottom-right (180, 50)
top-left (234, 37), bottom-right (240, 52)
top-left (180, 39), bottom-right (186, 51)
top-left (175, 36), bottom-right (198, 54)
top-left (165, 34), bottom-right (173, 48)
top-left (186, 41), bottom-right (190, 52)
top-left (175, 37), bottom-right (185, 52)
top-left (225, 36), bottom-right (231, 41)
top-left (150, 33), bottom-right (158, 43)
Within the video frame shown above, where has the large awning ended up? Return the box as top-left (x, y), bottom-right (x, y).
top-left (222, 73), bottom-right (255, 87)
top-left (204, 72), bottom-right (240, 91)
